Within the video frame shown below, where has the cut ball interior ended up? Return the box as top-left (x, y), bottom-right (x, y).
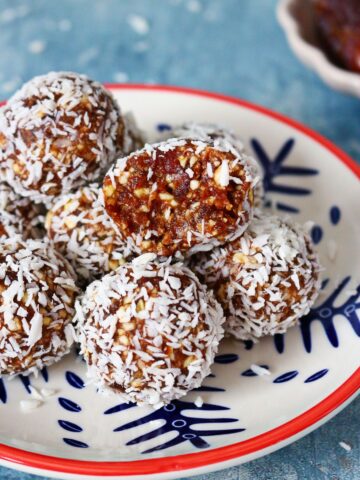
top-left (103, 138), bottom-right (257, 256)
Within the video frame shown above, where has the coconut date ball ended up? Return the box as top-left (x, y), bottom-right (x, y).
top-left (0, 182), bottom-right (46, 239)
top-left (161, 122), bottom-right (265, 208)
top-left (0, 238), bottom-right (79, 376)
top-left (46, 185), bottom-right (134, 283)
top-left (193, 212), bottom-right (321, 341)
top-left (76, 255), bottom-right (224, 408)
top-left (103, 138), bottom-right (257, 256)
top-left (0, 72), bottom-right (128, 204)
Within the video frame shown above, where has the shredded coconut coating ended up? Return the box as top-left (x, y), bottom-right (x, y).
top-left (75, 256), bottom-right (224, 408)
top-left (46, 185), bottom-right (134, 284)
top-left (192, 212), bottom-right (321, 341)
top-left (160, 122), bottom-right (248, 156)
top-left (103, 138), bottom-right (256, 256)
top-left (0, 182), bottom-right (46, 239)
top-left (0, 72), bottom-right (128, 204)
top-left (161, 122), bottom-right (264, 208)
top-left (0, 237), bottom-right (79, 376)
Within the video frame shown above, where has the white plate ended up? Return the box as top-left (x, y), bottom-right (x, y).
top-left (277, 0), bottom-right (360, 97)
top-left (0, 85), bottom-right (359, 479)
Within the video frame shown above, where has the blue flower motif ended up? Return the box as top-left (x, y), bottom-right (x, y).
top-left (300, 277), bottom-right (360, 353)
top-left (251, 138), bottom-right (319, 213)
top-left (104, 403), bottom-right (136, 415)
top-left (112, 400), bottom-right (245, 453)
top-left (273, 277), bottom-right (359, 353)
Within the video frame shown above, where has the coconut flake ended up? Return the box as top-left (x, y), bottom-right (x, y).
top-left (40, 388), bottom-right (57, 398)
top-left (132, 253), bottom-right (157, 266)
top-left (339, 441), bottom-right (352, 452)
top-left (27, 312), bottom-right (43, 346)
top-left (127, 14), bottom-right (149, 35)
top-left (250, 364), bottom-right (270, 376)
top-left (215, 160), bottom-right (229, 187)
top-left (20, 399), bottom-right (43, 412)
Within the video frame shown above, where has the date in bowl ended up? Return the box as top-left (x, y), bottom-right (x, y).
top-left (277, 0), bottom-right (360, 98)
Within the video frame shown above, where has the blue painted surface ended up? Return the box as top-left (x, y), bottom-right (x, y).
top-left (0, 0), bottom-right (359, 478)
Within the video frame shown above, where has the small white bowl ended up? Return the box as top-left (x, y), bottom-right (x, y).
top-left (277, 0), bottom-right (360, 97)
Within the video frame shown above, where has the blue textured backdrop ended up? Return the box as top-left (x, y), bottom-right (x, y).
top-left (0, 0), bottom-right (359, 479)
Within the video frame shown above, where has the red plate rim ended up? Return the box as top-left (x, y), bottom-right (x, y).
top-left (0, 84), bottom-right (359, 477)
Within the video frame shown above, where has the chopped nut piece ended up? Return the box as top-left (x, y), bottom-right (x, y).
top-left (190, 180), bottom-right (199, 190)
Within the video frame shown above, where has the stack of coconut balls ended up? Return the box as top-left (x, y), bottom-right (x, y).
top-left (0, 72), bottom-right (321, 408)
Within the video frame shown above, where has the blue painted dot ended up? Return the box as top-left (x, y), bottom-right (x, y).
top-left (273, 371), bottom-right (299, 383)
top-left (157, 123), bottom-right (172, 132)
top-left (0, 379), bottom-right (7, 404)
top-left (41, 367), bottom-right (49, 382)
top-left (330, 206), bottom-right (341, 225)
top-left (305, 369), bottom-right (329, 383)
top-left (58, 397), bottom-right (82, 413)
top-left (311, 225), bottom-right (323, 244)
top-left (19, 375), bottom-right (31, 393)
top-left (58, 420), bottom-right (83, 433)
top-left (63, 438), bottom-right (88, 448)
top-left (182, 433), bottom-right (196, 439)
top-left (214, 353), bottom-right (239, 364)
top-left (244, 340), bottom-right (254, 350)
top-left (65, 371), bottom-right (85, 389)
top-left (104, 403), bottom-right (136, 415)
top-left (172, 419), bottom-right (187, 428)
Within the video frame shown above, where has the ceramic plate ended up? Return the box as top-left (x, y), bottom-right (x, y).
top-left (0, 85), bottom-right (359, 480)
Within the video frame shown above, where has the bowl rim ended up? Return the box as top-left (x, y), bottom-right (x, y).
top-left (277, 0), bottom-right (360, 96)
top-left (0, 83), bottom-right (359, 477)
